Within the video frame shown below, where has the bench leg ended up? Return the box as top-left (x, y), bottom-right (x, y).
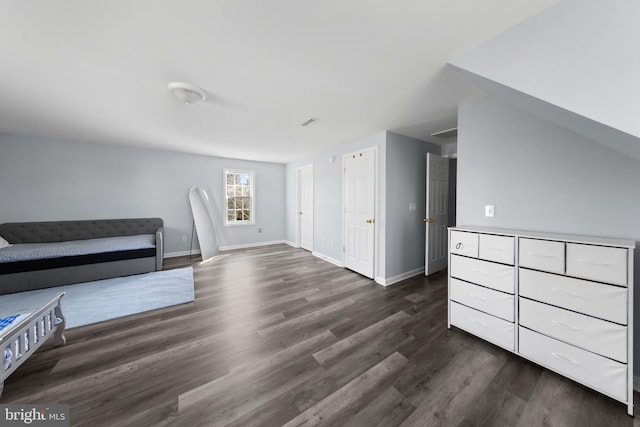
top-left (53, 304), bottom-right (66, 347)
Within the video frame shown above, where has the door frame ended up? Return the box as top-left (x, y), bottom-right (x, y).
top-left (341, 146), bottom-right (379, 280)
top-left (296, 164), bottom-right (313, 249)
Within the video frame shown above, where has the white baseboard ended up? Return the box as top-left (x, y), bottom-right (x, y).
top-left (312, 251), bottom-right (343, 268)
top-left (165, 249), bottom-right (201, 258)
top-left (285, 240), bottom-right (298, 248)
top-left (218, 240), bottom-right (287, 251)
top-left (376, 267), bottom-right (425, 287)
top-left (166, 241), bottom-right (289, 257)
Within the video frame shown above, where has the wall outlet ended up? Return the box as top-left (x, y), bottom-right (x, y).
top-left (485, 205), bottom-right (495, 217)
top-left (258, 228), bottom-right (262, 233)
top-left (182, 235), bottom-right (187, 242)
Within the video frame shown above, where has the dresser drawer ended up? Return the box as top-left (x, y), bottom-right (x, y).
top-left (519, 298), bottom-right (627, 363)
top-left (519, 268), bottom-right (627, 324)
top-left (450, 302), bottom-right (514, 351)
top-left (519, 327), bottom-right (627, 401)
top-left (566, 243), bottom-right (628, 286)
top-left (479, 234), bottom-right (514, 265)
top-left (450, 278), bottom-right (514, 321)
top-left (519, 238), bottom-right (565, 274)
top-left (450, 231), bottom-right (479, 258)
top-left (450, 255), bottom-right (515, 294)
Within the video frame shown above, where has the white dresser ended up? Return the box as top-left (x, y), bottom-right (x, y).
top-left (448, 226), bottom-right (635, 416)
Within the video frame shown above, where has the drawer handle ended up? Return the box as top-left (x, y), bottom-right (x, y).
top-left (551, 352), bottom-right (579, 365)
top-left (469, 293), bottom-right (487, 301)
top-left (470, 318), bottom-right (487, 327)
top-left (551, 288), bottom-right (581, 297)
top-left (551, 320), bottom-right (580, 331)
top-left (456, 243), bottom-right (462, 249)
top-left (577, 258), bottom-right (612, 266)
top-left (526, 252), bottom-right (556, 258)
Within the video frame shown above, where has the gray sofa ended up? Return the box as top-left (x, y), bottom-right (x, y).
top-left (0, 218), bottom-right (163, 295)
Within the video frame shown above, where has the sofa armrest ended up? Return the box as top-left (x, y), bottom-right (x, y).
top-left (155, 227), bottom-right (164, 270)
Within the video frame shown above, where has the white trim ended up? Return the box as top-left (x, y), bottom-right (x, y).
top-left (312, 251), bottom-right (343, 268)
top-left (165, 249), bottom-right (202, 258)
top-left (219, 240), bottom-right (286, 251)
top-left (168, 241), bottom-right (296, 257)
top-left (375, 267), bottom-right (425, 287)
top-left (285, 240), bottom-right (298, 248)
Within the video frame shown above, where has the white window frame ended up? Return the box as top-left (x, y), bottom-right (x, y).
top-left (224, 168), bottom-right (256, 226)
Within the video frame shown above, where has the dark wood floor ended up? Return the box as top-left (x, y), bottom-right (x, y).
top-left (2, 244), bottom-right (638, 426)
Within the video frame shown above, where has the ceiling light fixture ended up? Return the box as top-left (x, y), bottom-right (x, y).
top-left (168, 82), bottom-right (207, 105)
top-left (301, 117), bottom-right (319, 127)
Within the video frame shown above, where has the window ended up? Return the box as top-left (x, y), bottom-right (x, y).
top-left (224, 169), bottom-right (255, 225)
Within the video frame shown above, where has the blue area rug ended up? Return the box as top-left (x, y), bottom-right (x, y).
top-left (0, 267), bottom-right (194, 329)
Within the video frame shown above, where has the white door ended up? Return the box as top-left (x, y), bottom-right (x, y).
top-left (343, 148), bottom-right (376, 278)
top-left (425, 153), bottom-right (449, 275)
top-left (298, 164), bottom-right (313, 251)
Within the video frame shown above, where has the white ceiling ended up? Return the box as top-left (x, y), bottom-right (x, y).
top-left (0, 0), bottom-right (561, 163)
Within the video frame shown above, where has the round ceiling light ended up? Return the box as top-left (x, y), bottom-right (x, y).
top-left (168, 82), bottom-right (207, 105)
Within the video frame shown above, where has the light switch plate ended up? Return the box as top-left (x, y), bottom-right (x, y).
top-left (409, 202), bottom-right (416, 211)
top-left (485, 205), bottom-right (495, 217)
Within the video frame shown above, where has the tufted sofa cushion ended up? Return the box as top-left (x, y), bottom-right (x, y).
top-left (0, 218), bottom-right (163, 244)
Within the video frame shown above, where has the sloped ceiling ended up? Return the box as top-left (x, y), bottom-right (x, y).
top-left (0, 1), bottom-right (561, 163)
top-left (450, 0), bottom-right (640, 160)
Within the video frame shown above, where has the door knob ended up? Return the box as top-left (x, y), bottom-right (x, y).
top-left (366, 219), bottom-right (374, 224)
top-left (299, 212), bottom-right (303, 215)
top-left (424, 218), bottom-right (435, 223)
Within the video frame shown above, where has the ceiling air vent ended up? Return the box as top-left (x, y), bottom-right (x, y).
top-left (301, 117), bottom-right (319, 127)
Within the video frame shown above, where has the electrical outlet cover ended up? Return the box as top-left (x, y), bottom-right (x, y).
top-left (485, 205), bottom-right (494, 217)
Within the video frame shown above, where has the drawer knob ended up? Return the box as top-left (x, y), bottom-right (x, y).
top-left (527, 252), bottom-right (555, 258)
top-left (551, 288), bottom-right (581, 297)
top-left (469, 293), bottom-right (487, 301)
top-left (551, 319), bottom-right (581, 331)
top-left (577, 258), bottom-right (612, 266)
top-left (469, 318), bottom-right (487, 327)
top-left (455, 242), bottom-right (462, 249)
top-left (551, 352), bottom-right (579, 365)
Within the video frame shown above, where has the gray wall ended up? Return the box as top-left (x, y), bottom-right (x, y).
top-left (385, 132), bottom-right (441, 279)
top-left (450, 0), bottom-right (640, 143)
top-left (0, 134), bottom-right (286, 255)
top-left (285, 131), bottom-right (441, 283)
top-left (285, 131), bottom-right (387, 270)
top-left (457, 95), bottom-right (640, 376)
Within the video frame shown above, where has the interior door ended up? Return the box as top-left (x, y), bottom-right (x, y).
top-left (299, 164), bottom-right (313, 251)
top-left (343, 148), bottom-right (376, 278)
top-left (425, 153), bottom-right (449, 275)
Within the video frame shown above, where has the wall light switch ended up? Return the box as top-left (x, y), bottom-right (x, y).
top-left (485, 205), bottom-right (495, 217)
top-left (409, 202), bottom-right (416, 211)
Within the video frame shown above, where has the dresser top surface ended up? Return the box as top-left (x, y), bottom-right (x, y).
top-left (450, 226), bottom-right (636, 249)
